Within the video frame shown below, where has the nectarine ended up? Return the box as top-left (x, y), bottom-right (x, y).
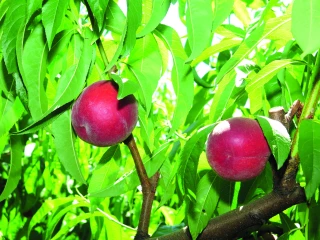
top-left (206, 117), bottom-right (271, 181)
top-left (71, 80), bottom-right (138, 147)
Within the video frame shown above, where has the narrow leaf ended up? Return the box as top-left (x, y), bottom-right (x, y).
top-left (209, 70), bottom-right (236, 122)
top-left (188, 171), bottom-right (220, 240)
top-left (185, 0), bottom-right (213, 62)
top-left (246, 59), bottom-right (306, 94)
top-left (89, 143), bottom-right (170, 197)
top-left (127, 33), bottom-right (162, 113)
top-left (137, 0), bottom-right (171, 37)
top-left (1, 0), bottom-right (26, 73)
top-left (178, 124), bottom-right (215, 196)
top-left (87, 0), bottom-right (109, 32)
top-left (256, 116), bottom-right (291, 169)
top-left (292, 0), bottom-right (320, 57)
top-left (299, 120), bottom-right (320, 200)
top-left (22, 23), bottom-right (48, 120)
top-left (28, 196), bottom-right (83, 237)
top-left (51, 34), bottom-right (94, 112)
top-left (155, 25), bottom-right (194, 134)
top-left (216, 14), bottom-right (292, 83)
top-left (191, 39), bottom-right (241, 67)
top-left (0, 135), bottom-right (23, 202)
top-left (122, 0), bottom-right (142, 56)
top-left (52, 111), bottom-right (86, 184)
top-left (0, 97), bottom-right (25, 136)
top-left (42, 0), bottom-right (69, 48)
top-left (212, 0), bottom-right (234, 33)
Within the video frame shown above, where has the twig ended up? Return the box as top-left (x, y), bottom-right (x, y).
top-left (124, 134), bottom-right (159, 240)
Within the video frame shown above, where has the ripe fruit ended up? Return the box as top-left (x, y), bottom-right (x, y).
top-left (206, 117), bottom-right (271, 181)
top-left (71, 80), bottom-right (138, 147)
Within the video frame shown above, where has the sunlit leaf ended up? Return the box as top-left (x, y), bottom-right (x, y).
top-left (185, 0), bottom-right (213, 62)
top-left (0, 97), bottom-right (25, 136)
top-left (216, 14), bottom-right (292, 83)
top-left (209, 70), bottom-right (236, 122)
top-left (178, 124), bottom-right (215, 196)
top-left (86, 0), bottom-right (109, 32)
top-left (0, 135), bottom-right (23, 202)
top-left (155, 24), bottom-right (194, 134)
top-left (256, 116), bottom-right (291, 169)
top-left (212, 0), bottom-right (234, 32)
top-left (122, 0), bottom-right (142, 56)
top-left (42, 0), bottom-right (69, 49)
top-left (188, 171), bottom-right (220, 240)
top-left (292, 0), bottom-right (320, 58)
top-left (299, 119), bottom-right (320, 200)
top-left (89, 143), bottom-right (170, 197)
top-left (137, 0), bottom-right (171, 37)
top-left (52, 111), bottom-right (86, 184)
top-left (191, 39), bottom-right (242, 67)
top-left (1, 0), bottom-right (26, 73)
top-left (22, 23), bottom-right (48, 120)
top-left (127, 33), bottom-right (162, 113)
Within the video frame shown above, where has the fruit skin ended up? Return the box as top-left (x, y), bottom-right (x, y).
top-left (71, 80), bottom-right (138, 147)
top-left (206, 117), bottom-right (271, 181)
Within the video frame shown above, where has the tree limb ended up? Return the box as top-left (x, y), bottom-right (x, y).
top-left (151, 186), bottom-right (305, 240)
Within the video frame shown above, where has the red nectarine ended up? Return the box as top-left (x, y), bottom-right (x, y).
top-left (71, 80), bottom-right (138, 147)
top-left (206, 117), bottom-right (271, 181)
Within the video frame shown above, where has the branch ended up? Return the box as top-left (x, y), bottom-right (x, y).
top-left (124, 134), bottom-right (159, 240)
top-left (151, 186), bottom-right (305, 240)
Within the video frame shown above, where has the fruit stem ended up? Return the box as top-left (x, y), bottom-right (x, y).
top-left (124, 134), bottom-right (159, 239)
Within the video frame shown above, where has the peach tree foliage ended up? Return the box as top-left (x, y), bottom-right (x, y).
top-left (0, 0), bottom-right (320, 239)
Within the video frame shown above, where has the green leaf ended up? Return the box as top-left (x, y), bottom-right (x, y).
top-left (105, 1), bottom-right (126, 34)
top-left (28, 196), bottom-right (82, 237)
top-left (299, 119), bottom-right (320, 200)
top-left (111, 73), bottom-right (139, 99)
top-left (188, 171), bottom-right (220, 240)
top-left (155, 24), bottom-right (194, 134)
top-left (127, 33), bottom-right (162, 113)
top-left (216, 14), bottom-right (292, 83)
top-left (185, 0), bottom-right (213, 62)
top-left (292, 0), bottom-right (320, 58)
top-left (42, 0), bottom-right (69, 49)
top-left (256, 116), bottom-right (291, 169)
top-left (0, 0), bottom-right (9, 22)
top-left (212, 0), bottom-right (234, 33)
top-left (52, 111), bottom-right (86, 184)
top-left (1, 0), bottom-right (27, 73)
top-left (178, 124), bottom-right (215, 196)
top-left (86, 0), bottom-right (109, 32)
top-left (26, 0), bottom-right (42, 21)
top-left (51, 33), bottom-right (94, 112)
top-left (0, 97), bottom-right (25, 136)
top-left (0, 135), bottom-right (23, 202)
top-left (89, 143), bottom-right (170, 197)
top-left (22, 23), bottom-right (48, 120)
top-left (106, 24), bottom-right (127, 71)
top-left (308, 204), bottom-right (320, 240)
top-left (191, 39), bottom-right (241, 67)
top-left (137, 0), bottom-right (171, 37)
top-left (12, 101), bottom-right (72, 135)
top-left (246, 59), bottom-right (306, 94)
top-left (209, 70), bottom-right (236, 122)
top-left (122, 0), bottom-right (142, 56)
top-left (46, 201), bottom-right (90, 239)
top-left (88, 147), bottom-right (122, 195)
